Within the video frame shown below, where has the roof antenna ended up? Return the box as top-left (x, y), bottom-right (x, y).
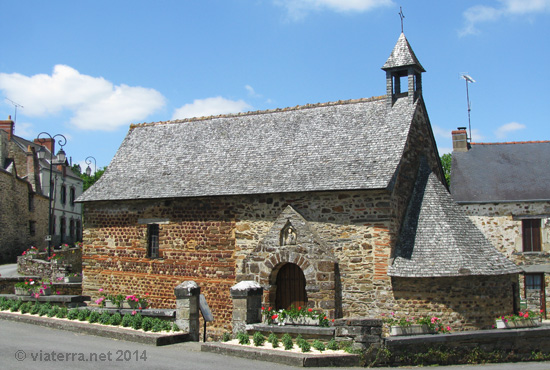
top-left (460, 74), bottom-right (475, 142)
top-left (398, 6), bottom-right (405, 33)
top-left (5, 98), bottom-right (23, 124)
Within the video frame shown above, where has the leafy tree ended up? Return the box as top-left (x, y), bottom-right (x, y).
top-left (440, 153), bottom-right (451, 187)
top-left (72, 164), bottom-right (106, 191)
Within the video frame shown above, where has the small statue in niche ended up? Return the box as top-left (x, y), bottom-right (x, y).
top-left (281, 222), bottom-right (297, 246)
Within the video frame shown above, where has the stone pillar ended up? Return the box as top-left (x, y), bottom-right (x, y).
top-left (174, 280), bottom-right (201, 341)
top-left (333, 318), bottom-right (383, 350)
top-left (230, 281), bottom-right (263, 335)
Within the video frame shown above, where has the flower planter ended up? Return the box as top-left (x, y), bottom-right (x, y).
top-left (14, 287), bottom-right (30, 296)
top-left (40, 287), bottom-right (52, 296)
top-left (64, 276), bottom-right (82, 283)
top-left (390, 324), bottom-right (433, 336)
top-left (495, 318), bottom-right (541, 329)
top-left (104, 300), bottom-right (118, 309)
top-left (282, 317), bottom-right (319, 326)
top-left (123, 300), bottom-right (139, 309)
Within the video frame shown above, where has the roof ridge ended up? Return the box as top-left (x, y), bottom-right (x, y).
top-left (129, 95), bottom-right (385, 129)
top-left (471, 140), bottom-right (550, 145)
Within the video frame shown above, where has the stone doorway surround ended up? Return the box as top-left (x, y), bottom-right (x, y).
top-left (241, 205), bottom-right (340, 318)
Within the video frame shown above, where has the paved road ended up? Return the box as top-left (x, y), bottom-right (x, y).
top-left (0, 264), bottom-right (19, 277)
top-left (2, 319), bottom-right (550, 370)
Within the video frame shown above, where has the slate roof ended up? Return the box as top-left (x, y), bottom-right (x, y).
top-left (78, 96), bottom-right (417, 202)
top-left (382, 33), bottom-right (425, 72)
top-left (389, 158), bottom-right (521, 277)
top-left (451, 141), bottom-right (550, 203)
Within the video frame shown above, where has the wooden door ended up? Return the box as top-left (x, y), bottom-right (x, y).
top-left (276, 263), bottom-right (307, 310)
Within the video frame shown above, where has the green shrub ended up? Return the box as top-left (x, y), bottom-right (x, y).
top-left (0, 298), bottom-right (12, 310)
top-left (77, 308), bottom-right (90, 321)
top-left (56, 307), bottom-right (68, 319)
top-left (222, 332), bottom-right (231, 342)
top-left (121, 313), bottom-right (133, 327)
top-left (88, 311), bottom-right (100, 323)
top-left (299, 340), bottom-right (311, 353)
top-left (268, 333), bottom-right (279, 348)
top-left (161, 320), bottom-right (172, 331)
top-left (141, 317), bottom-right (153, 332)
top-left (109, 312), bottom-right (122, 326)
top-left (10, 299), bottom-right (23, 312)
top-left (296, 334), bottom-right (307, 347)
top-left (38, 303), bottom-right (51, 316)
top-left (172, 323), bottom-right (180, 332)
top-left (67, 308), bottom-right (79, 320)
top-left (47, 306), bottom-right (60, 318)
top-left (236, 331), bottom-right (250, 345)
top-left (19, 302), bottom-right (33, 314)
top-left (313, 340), bottom-right (325, 352)
top-left (30, 302), bottom-right (41, 315)
top-left (253, 331), bottom-right (266, 346)
top-left (98, 312), bottom-right (111, 325)
top-left (282, 333), bottom-right (293, 350)
top-left (327, 338), bottom-right (339, 350)
top-left (131, 313), bottom-right (143, 330)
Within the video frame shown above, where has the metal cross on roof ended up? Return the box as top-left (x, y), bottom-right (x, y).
top-left (399, 6), bottom-right (405, 33)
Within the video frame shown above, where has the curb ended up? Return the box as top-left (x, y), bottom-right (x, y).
top-left (0, 311), bottom-right (189, 346)
top-left (201, 342), bottom-right (360, 367)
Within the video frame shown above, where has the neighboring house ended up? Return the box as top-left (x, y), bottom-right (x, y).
top-left (0, 118), bottom-right (83, 249)
top-left (78, 33), bottom-right (519, 337)
top-left (451, 129), bottom-right (550, 317)
top-left (0, 120), bottom-right (49, 263)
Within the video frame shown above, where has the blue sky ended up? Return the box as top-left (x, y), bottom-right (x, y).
top-left (0, 0), bottom-right (549, 171)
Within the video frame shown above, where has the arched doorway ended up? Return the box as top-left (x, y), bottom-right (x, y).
top-left (275, 263), bottom-right (307, 310)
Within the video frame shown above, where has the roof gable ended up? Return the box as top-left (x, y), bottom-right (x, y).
top-left (389, 158), bottom-right (520, 277)
top-left (79, 96), bottom-right (417, 202)
top-left (382, 33), bottom-right (425, 72)
top-left (451, 141), bottom-right (550, 203)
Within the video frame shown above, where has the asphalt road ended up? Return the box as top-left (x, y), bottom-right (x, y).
top-left (0, 264), bottom-right (19, 277)
top-left (2, 319), bottom-right (550, 370)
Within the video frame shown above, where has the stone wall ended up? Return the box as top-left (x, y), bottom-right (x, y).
top-left (17, 248), bottom-right (82, 280)
top-left (461, 201), bottom-right (550, 314)
top-left (0, 169), bottom-right (48, 264)
top-left (391, 275), bottom-right (518, 330)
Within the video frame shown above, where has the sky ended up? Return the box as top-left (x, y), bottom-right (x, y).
top-left (0, 0), bottom-right (549, 171)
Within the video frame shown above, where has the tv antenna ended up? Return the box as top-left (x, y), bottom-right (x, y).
top-left (460, 74), bottom-right (475, 142)
top-left (5, 98), bottom-right (23, 123)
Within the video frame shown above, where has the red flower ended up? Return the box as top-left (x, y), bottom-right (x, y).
top-left (308, 308), bottom-right (313, 312)
top-left (324, 316), bottom-right (327, 320)
top-left (261, 307), bottom-right (265, 311)
top-left (298, 306), bottom-right (301, 310)
top-left (272, 314), bottom-right (278, 320)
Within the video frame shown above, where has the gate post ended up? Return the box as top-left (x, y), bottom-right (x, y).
top-left (230, 281), bottom-right (263, 335)
top-left (174, 280), bottom-right (201, 341)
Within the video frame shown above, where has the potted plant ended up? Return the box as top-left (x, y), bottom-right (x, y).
top-left (384, 313), bottom-right (451, 336)
top-left (495, 311), bottom-right (542, 329)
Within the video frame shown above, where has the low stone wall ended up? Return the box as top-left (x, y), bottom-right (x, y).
top-left (16, 248), bottom-right (82, 280)
top-left (383, 326), bottom-right (550, 366)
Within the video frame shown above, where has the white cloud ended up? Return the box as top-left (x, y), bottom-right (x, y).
top-left (495, 121), bottom-right (526, 139)
top-left (171, 97), bottom-right (252, 120)
top-left (275, 0), bottom-right (393, 20)
top-left (0, 65), bottom-right (165, 131)
top-left (431, 125), bottom-right (453, 141)
top-left (460, 0), bottom-right (550, 35)
top-left (470, 128), bottom-right (485, 142)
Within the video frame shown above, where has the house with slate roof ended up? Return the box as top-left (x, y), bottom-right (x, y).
top-left (451, 130), bottom-right (550, 317)
top-left (78, 33), bottom-right (519, 337)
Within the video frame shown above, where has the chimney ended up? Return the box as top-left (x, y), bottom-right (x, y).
top-left (34, 137), bottom-right (55, 155)
top-left (0, 116), bottom-right (14, 140)
top-left (26, 145), bottom-right (42, 193)
top-left (452, 127), bottom-right (469, 152)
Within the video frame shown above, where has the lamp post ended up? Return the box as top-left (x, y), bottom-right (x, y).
top-left (85, 156), bottom-right (97, 176)
top-left (36, 132), bottom-right (67, 258)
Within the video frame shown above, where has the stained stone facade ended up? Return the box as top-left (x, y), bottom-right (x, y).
top-left (78, 34), bottom-right (519, 338)
top-left (452, 137), bottom-right (550, 316)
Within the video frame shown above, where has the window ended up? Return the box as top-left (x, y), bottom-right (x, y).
top-left (69, 219), bottom-right (75, 239)
top-left (70, 187), bottom-right (76, 206)
top-left (525, 274), bottom-right (543, 290)
top-left (60, 185), bottom-right (67, 205)
top-left (147, 224), bottom-right (160, 258)
top-left (76, 220), bottom-right (81, 242)
top-left (522, 219), bottom-right (541, 252)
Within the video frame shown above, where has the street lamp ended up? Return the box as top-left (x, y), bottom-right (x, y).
top-left (85, 156), bottom-right (97, 176)
top-left (36, 132), bottom-right (67, 258)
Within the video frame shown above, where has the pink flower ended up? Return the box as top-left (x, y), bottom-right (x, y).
top-left (132, 310), bottom-right (137, 315)
top-left (56, 291), bottom-right (60, 295)
top-left (99, 288), bottom-right (104, 292)
top-left (446, 326), bottom-right (451, 331)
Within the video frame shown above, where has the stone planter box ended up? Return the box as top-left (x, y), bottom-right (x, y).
top-left (495, 318), bottom-right (541, 329)
top-left (14, 287), bottom-right (29, 296)
top-left (104, 300), bottom-right (118, 309)
top-left (64, 276), bottom-right (82, 283)
top-left (390, 324), bottom-right (433, 336)
top-left (263, 317), bottom-right (319, 326)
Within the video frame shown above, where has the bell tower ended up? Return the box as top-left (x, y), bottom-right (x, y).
top-left (382, 33), bottom-right (425, 108)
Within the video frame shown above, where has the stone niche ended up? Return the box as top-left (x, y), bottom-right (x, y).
top-left (241, 205), bottom-right (339, 318)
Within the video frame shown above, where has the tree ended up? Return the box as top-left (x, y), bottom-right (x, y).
top-left (440, 153), bottom-right (451, 187)
top-left (72, 164), bottom-right (106, 191)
